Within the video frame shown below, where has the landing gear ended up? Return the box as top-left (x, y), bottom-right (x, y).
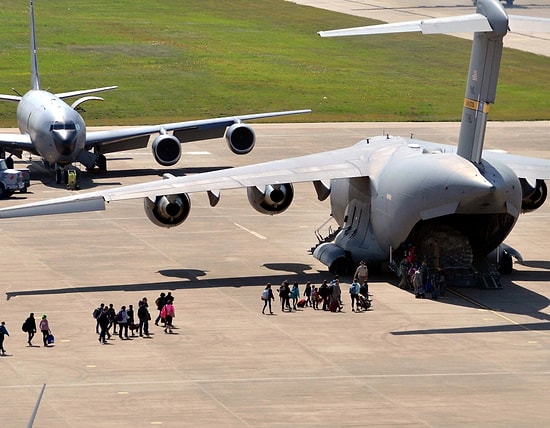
top-left (95, 153), bottom-right (107, 171)
top-left (498, 250), bottom-right (513, 275)
top-left (86, 153), bottom-right (107, 172)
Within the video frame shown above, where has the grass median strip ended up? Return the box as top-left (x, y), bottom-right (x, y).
top-left (0, 0), bottom-right (547, 124)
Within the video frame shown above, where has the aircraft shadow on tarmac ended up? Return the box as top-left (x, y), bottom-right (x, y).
top-left (520, 260), bottom-right (550, 271)
top-left (391, 320), bottom-right (550, 335)
top-left (4, 263), bottom-right (329, 300)
top-left (5, 262), bottom-right (550, 330)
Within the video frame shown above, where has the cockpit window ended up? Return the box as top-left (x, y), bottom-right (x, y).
top-left (50, 121), bottom-right (78, 131)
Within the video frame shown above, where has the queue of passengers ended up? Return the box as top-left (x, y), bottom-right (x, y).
top-left (397, 259), bottom-right (446, 299)
top-left (261, 274), bottom-right (372, 315)
top-left (92, 291), bottom-right (177, 344)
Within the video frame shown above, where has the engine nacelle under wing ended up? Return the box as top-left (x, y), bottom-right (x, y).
top-left (152, 134), bottom-right (182, 166)
top-left (226, 123), bottom-right (255, 155)
top-left (520, 178), bottom-right (547, 213)
top-left (247, 183), bottom-right (294, 215)
top-left (144, 193), bottom-right (190, 228)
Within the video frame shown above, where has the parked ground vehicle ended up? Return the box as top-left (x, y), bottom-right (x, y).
top-left (0, 159), bottom-right (29, 197)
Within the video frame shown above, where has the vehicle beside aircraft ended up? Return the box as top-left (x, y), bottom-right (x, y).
top-left (0, 1), bottom-right (309, 186)
top-left (0, 0), bottom-right (548, 287)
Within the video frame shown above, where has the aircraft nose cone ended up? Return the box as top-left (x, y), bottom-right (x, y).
top-left (52, 129), bottom-right (78, 156)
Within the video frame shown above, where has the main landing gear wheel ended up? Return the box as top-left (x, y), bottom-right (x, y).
top-left (96, 154), bottom-right (107, 171)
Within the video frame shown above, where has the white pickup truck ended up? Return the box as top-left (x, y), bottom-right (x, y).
top-left (0, 159), bottom-right (29, 198)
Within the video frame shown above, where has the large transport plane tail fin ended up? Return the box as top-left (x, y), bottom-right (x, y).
top-left (0, 0), bottom-right (117, 103)
top-left (319, 0), bottom-right (550, 165)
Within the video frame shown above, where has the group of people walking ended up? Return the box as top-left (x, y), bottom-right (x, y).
top-left (22, 313), bottom-right (52, 347)
top-left (93, 292), bottom-right (177, 344)
top-left (0, 313), bottom-right (53, 355)
top-left (0, 292), bottom-right (179, 354)
top-left (261, 261), bottom-right (372, 314)
top-left (2, 264), bottom-right (373, 353)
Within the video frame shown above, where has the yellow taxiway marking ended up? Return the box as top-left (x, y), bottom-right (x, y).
top-left (451, 289), bottom-right (549, 336)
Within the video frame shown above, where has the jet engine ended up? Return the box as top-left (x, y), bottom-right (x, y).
top-left (247, 183), bottom-right (294, 215)
top-left (152, 134), bottom-right (182, 166)
top-left (226, 123), bottom-right (255, 155)
top-left (520, 178), bottom-right (547, 212)
top-left (144, 193), bottom-right (190, 228)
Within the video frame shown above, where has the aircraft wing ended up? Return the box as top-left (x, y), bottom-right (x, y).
top-left (0, 139), bottom-right (378, 219)
top-left (406, 139), bottom-right (550, 181)
top-left (84, 110), bottom-right (311, 153)
top-left (0, 132), bottom-right (36, 157)
top-left (318, 14), bottom-right (493, 37)
top-left (483, 151), bottom-right (550, 181)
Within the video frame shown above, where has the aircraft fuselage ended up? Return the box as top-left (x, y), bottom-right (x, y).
top-left (326, 136), bottom-right (522, 268)
top-left (17, 90), bottom-right (86, 167)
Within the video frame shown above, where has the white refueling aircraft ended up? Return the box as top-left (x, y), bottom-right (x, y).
top-left (0, 0), bottom-right (549, 286)
top-left (0, 1), bottom-right (309, 185)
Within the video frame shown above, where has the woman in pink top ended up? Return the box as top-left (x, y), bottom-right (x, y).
top-left (161, 300), bottom-right (175, 334)
top-left (39, 314), bottom-right (50, 347)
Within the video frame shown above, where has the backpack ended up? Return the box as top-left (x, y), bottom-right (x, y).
top-left (261, 289), bottom-right (270, 300)
top-left (22, 321), bottom-right (28, 332)
top-left (115, 311), bottom-right (123, 322)
top-left (92, 308), bottom-right (101, 319)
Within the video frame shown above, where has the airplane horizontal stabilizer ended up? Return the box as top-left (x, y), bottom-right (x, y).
top-left (0, 195), bottom-right (106, 219)
top-left (55, 86), bottom-right (118, 100)
top-left (0, 94), bottom-right (22, 103)
top-left (509, 16), bottom-right (550, 33)
top-left (318, 14), bottom-right (492, 37)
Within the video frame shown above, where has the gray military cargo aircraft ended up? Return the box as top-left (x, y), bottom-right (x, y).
top-left (0, 0), bottom-right (549, 286)
top-left (0, 1), bottom-right (309, 185)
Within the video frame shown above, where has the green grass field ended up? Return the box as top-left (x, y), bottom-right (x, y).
top-left (0, 0), bottom-right (548, 125)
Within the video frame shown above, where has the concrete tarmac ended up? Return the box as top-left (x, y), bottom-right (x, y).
top-left (1, 122), bottom-right (550, 426)
top-left (289, 0), bottom-right (550, 57)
